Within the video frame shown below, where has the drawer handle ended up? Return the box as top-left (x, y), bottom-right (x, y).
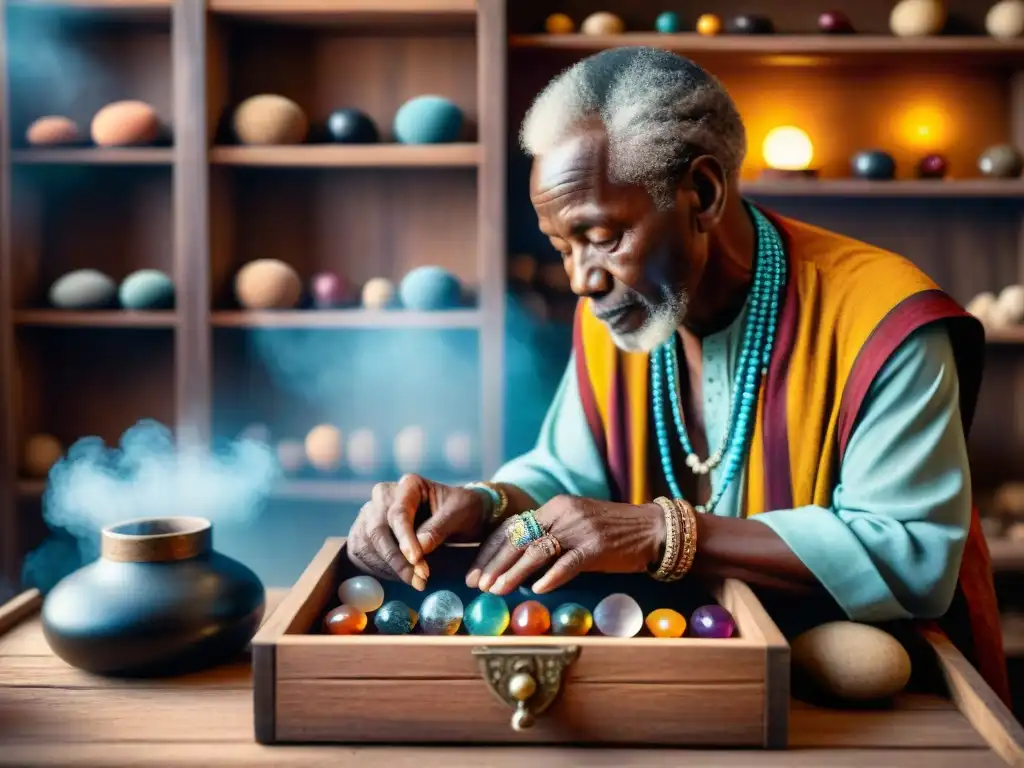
top-left (472, 646), bottom-right (580, 732)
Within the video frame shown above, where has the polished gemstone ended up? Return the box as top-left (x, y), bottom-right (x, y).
top-left (323, 604), bottom-right (368, 635)
top-left (593, 593), bottom-right (643, 638)
top-left (419, 590), bottom-right (464, 635)
top-left (374, 600), bottom-right (417, 635)
top-left (645, 608), bottom-right (687, 638)
top-left (337, 575), bottom-right (385, 613)
top-left (464, 592), bottom-right (510, 636)
top-left (690, 605), bottom-right (737, 639)
top-left (511, 600), bottom-right (551, 636)
top-left (551, 603), bottom-right (593, 636)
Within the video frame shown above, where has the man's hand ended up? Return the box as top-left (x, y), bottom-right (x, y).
top-left (347, 474), bottom-right (486, 590)
top-left (467, 495), bottom-right (666, 595)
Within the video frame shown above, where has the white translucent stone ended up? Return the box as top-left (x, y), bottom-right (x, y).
top-left (593, 593), bottom-right (643, 638)
top-left (419, 590), bottom-right (464, 635)
top-left (337, 576), bottom-right (385, 613)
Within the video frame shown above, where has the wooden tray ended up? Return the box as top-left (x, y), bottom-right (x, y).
top-left (252, 537), bottom-right (791, 747)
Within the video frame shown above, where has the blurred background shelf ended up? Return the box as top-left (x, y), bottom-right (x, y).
top-left (742, 179), bottom-right (1024, 198)
top-left (209, 144), bottom-right (480, 168)
top-left (210, 309), bottom-right (482, 329)
top-left (13, 310), bottom-right (178, 328)
top-left (11, 148), bottom-right (173, 165)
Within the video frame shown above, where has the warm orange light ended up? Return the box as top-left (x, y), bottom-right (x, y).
top-left (894, 103), bottom-right (951, 151)
top-left (762, 126), bottom-right (815, 171)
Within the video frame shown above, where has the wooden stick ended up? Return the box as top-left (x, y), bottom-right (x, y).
top-left (0, 588), bottom-right (41, 637)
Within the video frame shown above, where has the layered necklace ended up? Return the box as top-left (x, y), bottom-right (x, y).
top-left (650, 204), bottom-right (786, 514)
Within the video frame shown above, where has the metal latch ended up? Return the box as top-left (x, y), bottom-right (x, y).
top-left (472, 646), bottom-right (580, 732)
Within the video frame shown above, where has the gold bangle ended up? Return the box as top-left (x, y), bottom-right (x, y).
top-left (464, 481), bottom-right (509, 525)
top-left (666, 499), bottom-right (698, 582)
top-left (648, 496), bottom-right (682, 582)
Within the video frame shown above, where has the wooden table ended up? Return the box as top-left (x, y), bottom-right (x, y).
top-left (3, 588), bottom-right (1024, 767)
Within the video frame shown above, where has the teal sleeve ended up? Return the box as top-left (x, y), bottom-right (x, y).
top-left (490, 353), bottom-right (611, 505)
top-left (752, 325), bottom-right (971, 622)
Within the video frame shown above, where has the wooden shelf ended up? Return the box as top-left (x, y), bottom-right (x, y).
top-left (14, 480), bottom-right (44, 498)
top-left (209, 0), bottom-right (476, 30)
top-left (509, 33), bottom-right (1024, 68)
top-left (13, 311), bottom-right (178, 328)
top-left (741, 179), bottom-right (1024, 198)
top-left (987, 537), bottom-right (1024, 571)
top-left (1004, 615), bottom-right (1024, 658)
top-left (987, 327), bottom-right (1024, 344)
top-left (11, 148), bottom-right (173, 166)
top-left (211, 309), bottom-right (481, 330)
top-left (209, 144), bottom-right (480, 168)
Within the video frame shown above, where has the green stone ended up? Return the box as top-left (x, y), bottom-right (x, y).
top-left (552, 602), bottom-right (593, 636)
top-left (464, 592), bottom-right (510, 636)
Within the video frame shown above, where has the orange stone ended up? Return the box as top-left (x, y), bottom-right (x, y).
top-left (696, 13), bottom-right (722, 36)
top-left (324, 604), bottom-right (368, 635)
top-left (645, 608), bottom-right (687, 638)
top-left (511, 600), bottom-right (551, 636)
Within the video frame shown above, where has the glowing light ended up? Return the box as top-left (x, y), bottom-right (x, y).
top-left (762, 126), bottom-right (815, 171)
top-left (895, 103), bottom-right (951, 151)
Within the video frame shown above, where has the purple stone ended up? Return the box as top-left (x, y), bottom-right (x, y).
top-left (690, 605), bottom-right (736, 639)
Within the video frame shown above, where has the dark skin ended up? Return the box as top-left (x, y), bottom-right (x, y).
top-left (347, 125), bottom-right (819, 596)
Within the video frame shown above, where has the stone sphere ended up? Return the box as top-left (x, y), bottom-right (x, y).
top-left (442, 431), bottom-right (473, 473)
top-left (726, 14), bottom-right (775, 34)
top-left (49, 269), bottom-right (117, 309)
top-left (544, 13), bottom-right (574, 33)
top-left (393, 96), bottom-right (463, 144)
top-left (394, 426), bottom-right (426, 475)
top-left (792, 622), bottom-right (912, 701)
top-left (91, 100), bottom-right (161, 147)
top-left (346, 428), bottom-right (378, 476)
top-left (26, 116), bottom-right (79, 146)
top-left (309, 272), bottom-right (349, 308)
top-left (593, 593), bottom-right (643, 637)
top-left (233, 94), bottom-right (308, 145)
top-left (966, 291), bottom-right (998, 324)
top-left (325, 109), bottom-right (378, 144)
top-left (234, 259), bottom-right (302, 310)
top-left (818, 10), bottom-right (854, 33)
top-left (337, 576), bottom-right (385, 613)
top-left (655, 12), bottom-right (680, 33)
top-left (276, 439), bottom-right (306, 473)
top-left (916, 153), bottom-right (948, 179)
top-left (119, 269), bottom-right (175, 310)
top-left (851, 150), bottom-right (897, 180)
top-left (580, 12), bottom-right (625, 35)
top-left (304, 424), bottom-right (343, 472)
top-left (978, 144), bottom-right (1024, 178)
top-left (889, 0), bottom-right (946, 37)
top-left (986, 0), bottom-right (1024, 39)
top-left (361, 277), bottom-right (396, 309)
top-left (696, 13), bottom-right (722, 35)
top-left (22, 433), bottom-right (63, 478)
top-left (419, 590), bottom-right (464, 635)
top-left (398, 266), bottom-right (462, 310)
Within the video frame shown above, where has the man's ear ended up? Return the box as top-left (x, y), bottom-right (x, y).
top-left (686, 155), bottom-right (728, 234)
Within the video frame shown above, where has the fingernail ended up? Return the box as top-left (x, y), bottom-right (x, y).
top-left (402, 547), bottom-right (420, 565)
top-left (489, 577), bottom-right (506, 594)
top-left (466, 569), bottom-right (481, 588)
top-left (412, 575), bottom-right (427, 591)
top-left (531, 580), bottom-right (548, 594)
top-left (414, 562), bottom-right (429, 580)
top-left (478, 574), bottom-right (492, 592)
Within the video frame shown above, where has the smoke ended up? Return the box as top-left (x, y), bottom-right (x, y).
top-left (22, 420), bottom-right (280, 591)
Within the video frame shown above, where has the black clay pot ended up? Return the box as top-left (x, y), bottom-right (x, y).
top-left (41, 517), bottom-right (265, 677)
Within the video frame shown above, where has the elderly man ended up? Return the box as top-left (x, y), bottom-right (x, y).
top-left (348, 47), bottom-right (1006, 700)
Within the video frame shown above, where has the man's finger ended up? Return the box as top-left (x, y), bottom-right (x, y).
top-left (487, 535), bottom-right (560, 595)
top-left (532, 548), bottom-right (587, 594)
top-left (466, 517), bottom-right (514, 588)
top-left (368, 523), bottom-right (419, 588)
top-left (416, 488), bottom-right (472, 556)
top-left (386, 474), bottom-right (427, 570)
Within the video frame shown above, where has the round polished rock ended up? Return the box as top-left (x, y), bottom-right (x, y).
top-left (323, 605), bottom-right (368, 635)
top-left (465, 593), bottom-right (510, 636)
top-left (337, 576), bottom-right (385, 613)
top-left (551, 603), bottom-right (593, 636)
top-left (593, 593), bottom-right (644, 638)
top-left (690, 605), bottom-right (737, 639)
top-left (645, 608), bottom-right (687, 638)
top-left (851, 150), bottom-right (897, 180)
top-left (655, 11), bottom-right (680, 32)
top-left (978, 144), bottom-right (1024, 178)
top-left (818, 10), bottom-right (854, 33)
top-left (419, 590), bottom-right (464, 635)
top-left (917, 153), bottom-right (948, 179)
top-left (374, 600), bottom-right (417, 635)
top-left (726, 14), bottom-right (774, 34)
top-left (511, 600), bottom-right (551, 636)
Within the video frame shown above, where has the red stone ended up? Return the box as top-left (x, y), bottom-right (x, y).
top-left (323, 604), bottom-right (368, 635)
top-left (511, 600), bottom-right (551, 636)
top-left (818, 11), bottom-right (854, 33)
top-left (917, 154), bottom-right (949, 179)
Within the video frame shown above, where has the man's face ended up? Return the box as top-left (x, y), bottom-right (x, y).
top-left (530, 130), bottom-right (704, 352)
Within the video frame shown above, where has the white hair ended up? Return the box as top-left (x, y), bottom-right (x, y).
top-left (521, 47), bottom-right (747, 208)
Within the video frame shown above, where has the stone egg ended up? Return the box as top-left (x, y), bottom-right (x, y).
top-left (997, 284), bottom-right (1024, 325)
top-left (233, 94), bottom-right (308, 146)
top-left (792, 621), bottom-right (912, 701)
top-left (889, 0), bottom-right (946, 37)
top-left (726, 14), bottom-right (775, 34)
top-left (419, 590), bottom-right (464, 635)
top-left (696, 13), bottom-right (722, 35)
top-left (442, 431), bottom-right (473, 474)
top-left (966, 291), bottom-right (998, 324)
top-left (26, 116), bottom-right (80, 146)
top-left (978, 144), bottom-right (1024, 178)
top-left (304, 424), bottom-right (343, 472)
top-left (119, 269), bottom-right (175, 310)
top-left (22, 433), bottom-right (63, 478)
top-left (986, 0), bottom-right (1024, 39)
top-left (580, 12), bottom-right (625, 35)
top-left (393, 96), bottom-right (463, 145)
top-left (310, 271), bottom-right (351, 309)
top-left (276, 439), bottom-right (306, 474)
top-left (818, 10), bottom-right (855, 33)
top-left (49, 269), bottom-right (117, 309)
top-left (394, 426), bottom-right (426, 475)
top-left (544, 13), bottom-right (575, 34)
top-left (346, 428), bottom-right (378, 476)
top-left (655, 12), bottom-right (680, 33)
top-left (361, 277), bottom-right (396, 309)
top-left (851, 150), bottom-right (897, 180)
top-left (91, 100), bottom-right (161, 147)
top-left (234, 259), bottom-right (302, 310)
top-left (337, 575), bottom-right (385, 613)
top-left (325, 108), bottom-right (378, 144)
top-left (916, 153), bottom-right (948, 179)
top-left (398, 266), bottom-right (462, 310)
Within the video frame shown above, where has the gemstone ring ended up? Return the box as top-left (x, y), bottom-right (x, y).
top-left (506, 510), bottom-right (544, 551)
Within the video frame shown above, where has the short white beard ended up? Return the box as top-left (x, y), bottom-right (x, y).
top-left (609, 290), bottom-right (688, 353)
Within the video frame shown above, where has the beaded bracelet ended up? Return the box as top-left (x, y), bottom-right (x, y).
top-left (464, 481), bottom-right (509, 525)
top-left (666, 499), bottom-right (698, 582)
top-left (648, 496), bottom-right (683, 582)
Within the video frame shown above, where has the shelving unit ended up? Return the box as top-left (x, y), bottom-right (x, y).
top-left (0, 0), bottom-right (506, 586)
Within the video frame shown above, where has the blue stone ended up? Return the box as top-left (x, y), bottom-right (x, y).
top-left (850, 150), bottom-right (896, 180)
top-left (393, 95), bottom-right (463, 145)
top-left (119, 269), bottom-right (175, 310)
top-left (398, 266), bottom-right (463, 310)
top-left (373, 600), bottom-right (416, 635)
top-left (655, 12), bottom-right (680, 33)
top-left (464, 593), bottom-right (510, 636)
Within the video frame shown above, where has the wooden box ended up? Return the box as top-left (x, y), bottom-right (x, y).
top-left (252, 537), bottom-right (790, 747)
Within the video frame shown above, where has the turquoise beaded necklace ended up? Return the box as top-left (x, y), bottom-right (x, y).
top-left (651, 204), bottom-right (786, 514)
